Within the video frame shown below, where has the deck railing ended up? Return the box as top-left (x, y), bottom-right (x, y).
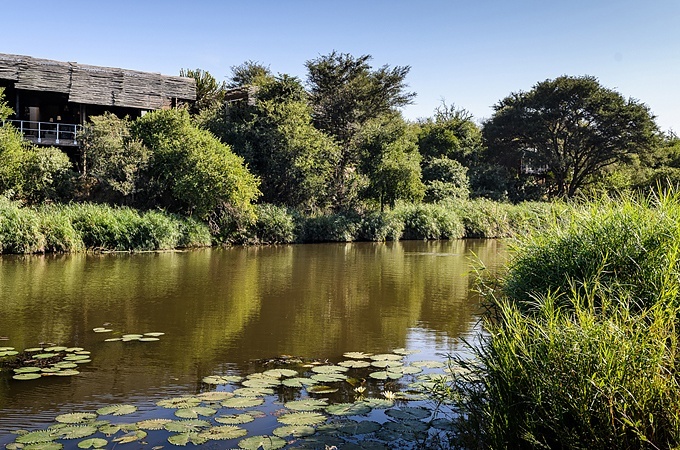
top-left (6, 120), bottom-right (82, 146)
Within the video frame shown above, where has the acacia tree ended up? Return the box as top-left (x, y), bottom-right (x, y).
top-left (305, 51), bottom-right (415, 209)
top-left (483, 75), bottom-right (658, 198)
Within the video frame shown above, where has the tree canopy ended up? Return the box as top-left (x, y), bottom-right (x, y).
top-left (483, 75), bottom-right (658, 198)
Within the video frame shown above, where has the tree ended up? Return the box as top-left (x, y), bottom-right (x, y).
top-left (179, 68), bottom-right (227, 115)
top-left (422, 157), bottom-right (470, 202)
top-left (305, 51), bottom-right (416, 208)
top-left (483, 75), bottom-right (658, 198)
top-left (416, 103), bottom-right (482, 165)
top-left (227, 61), bottom-right (271, 88)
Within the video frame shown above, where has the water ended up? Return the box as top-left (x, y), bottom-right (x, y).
top-left (0, 239), bottom-right (506, 444)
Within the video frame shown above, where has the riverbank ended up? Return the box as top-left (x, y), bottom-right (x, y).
top-left (0, 197), bottom-right (565, 254)
top-left (445, 191), bottom-right (680, 449)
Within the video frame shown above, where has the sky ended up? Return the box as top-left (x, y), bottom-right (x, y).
top-left (4, 0), bottom-right (679, 131)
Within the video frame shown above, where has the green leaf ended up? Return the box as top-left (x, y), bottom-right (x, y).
top-left (307, 385), bottom-right (338, 394)
top-left (232, 387), bottom-right (274, 397)
top-left (343, 351), bottom-right (373, 359)
top-left (262, 368), bottom-right (297, 378)
top-left (310, 373), bottom-right (346, 383)
top-left (238, 435), bottom-right (286, 450)
top-left (167, 432), bottom-right (208, 446)
top-left (337, 420), bottom-right (381, 435)
top-left (199, 425), bottom-right (248, 440)
top-left (221, 397), bottom-right (264, 408)
top-left (16, 430), bottom-right (56, 444)
top-left (385, 406), bottom-right (430, 420)
top-left (58, 425), bottom-right (97, 439)
top-left (281, 377), bottom-right (318, 388)
top-left (77, 438), bottom-right (108, 449)
top-left (325, 402), bottom-right (372, 416)
top-left (370, 354), bottom-right (403, 361)
top-left (202, 375), bottom-right (242, 385)
top-left (164, 419), bottom-right (211, 433)
top-left (156, 396), bottom-right (201, 409)
top-left (285, 398), bottom-right (328, 411)
top-left (277, 412), bottom-right (326, 426)
top-left (54, 413), bottom-right (97, 424)
top-left (13, 373), bottom-right (42, 381)
top-left (311, 365), bottom-right (349, 374)
top-left (338, 360), bottom-right (372, 368)
top-left (272, 425), bottom-right (316, 438)
top-left (96, 404), bottom-right (137, 416)
top-left (136, 418), bottom-right (173, 430)
top-left (214, 413), bottom-right (255, 425)
top-left (111, 430), bottom-right (147, 444)
top-left (174, 406), bottom-right (217, 419)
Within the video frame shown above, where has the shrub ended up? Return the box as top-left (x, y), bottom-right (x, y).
top-left (396, 203), bottom-right (464, 240)
top-left (301, 213), bottom-right (362, 243)
top-left (0, 197), bottom-right (44, 253)
top-left (358, 210), bottom-right (404, 241)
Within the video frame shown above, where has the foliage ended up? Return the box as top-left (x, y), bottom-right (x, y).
top-left (227, 60), bottom-right (272, 88)
top-left (416, 103), bottom-right (482, 165)
top-left (0, 87), bottom-right (13, 120)
top-left (179, 68), bottom-right (227, 114)
top-left (483, 75), bottom-right (658, 198)
top-left (358, 210), bottom-right (404, 241)
top-left (301, 212), bottom-right (362, 242)
top-left (132, 108), bottom-right (260, 220)
top-left (305, 51), bottom-right (416, 208)
top-left (422, 157), bottom-right (470, 202)
top-left (79, 113), bottom-right (150, 204)
top-left (395, 203), bottom-right (465, 240)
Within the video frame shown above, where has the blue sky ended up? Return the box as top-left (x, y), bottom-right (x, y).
top-left (5, 1), bottom-right (679, 131)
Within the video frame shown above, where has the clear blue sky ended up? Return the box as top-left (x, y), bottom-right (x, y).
top-left (5, 0), bottom-right (679, 131)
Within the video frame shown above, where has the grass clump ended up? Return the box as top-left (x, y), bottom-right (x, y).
top-left (396, 203), bottom-right (465, 240)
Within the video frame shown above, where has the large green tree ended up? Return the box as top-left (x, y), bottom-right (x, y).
top-left (483, 75), bottom-right (658, 198)
top-left (305, 52), bottom-right (415, 208)
top-left (179, 68), bottom-right (227, 114)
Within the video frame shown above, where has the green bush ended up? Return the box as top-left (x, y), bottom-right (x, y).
top-left (0, 197), bottom-right (44, 253)
top-left (37, 207), bottom-right (83, 253)
top-left (395, 203), bottom-right (464, 240)
top-left (301, 213), bottom-right (362, 242)
top-left (358, 210), bottom-right (404, 241)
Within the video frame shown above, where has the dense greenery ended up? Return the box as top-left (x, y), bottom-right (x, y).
top-left (447, 192), bottom-right (680, 449)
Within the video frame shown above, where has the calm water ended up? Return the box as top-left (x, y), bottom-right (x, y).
top-left (0, 239), bottom-right (506, 443)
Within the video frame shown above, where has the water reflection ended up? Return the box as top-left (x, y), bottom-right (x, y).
top-left (0, 239), bottom-right (505, 435)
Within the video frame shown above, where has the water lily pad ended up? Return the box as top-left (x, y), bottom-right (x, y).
top-left (337, 420), bottom-right (381, 435)
top-left (22, 443), bottom-right (63, 450)
top-left (341, 440), bottom-right (388, 450)
top-left (65, 347), bottom-right (84, 352)
top-left (157, 396), bottom-right (201, 409)
top-left (325, 402), bottom-right (372, 416)
top-left (431, 417), bottom-right (456, 431)
top-left (361, 398), bottom-right (394, 409)
top-left (53, 369), bottom-right (80, 376)
top-left (221, 397), bottom-right (264, 408)
top-left (77, 438), bottom-right (108, 449)
top-left (281, 377), bottom-right (318, 388)
top-left (307, 385), bottom-right (338, 394)
top-left (92, 328), bottom-right (112, 333)
top-left (388, 365), bottom-right (422, 375)
top-left (338, 360), bottom-right (372, 368)
top-left (262, 368), bottom-right (298, 378)
top-left (241, 378), bottom-right (280, 388)
top-left (164, 419), bottom-right (211, 433)
top-left (385, 406), bottom-right (430, 420)
top-left (41, 367), bottom-right (61, 373)
top-left (143, 332), bottom-right (165, 337)
top-left (285, 398), bottom-right (328, 411)
top-left (277, 412), bottom-right (326, 426)
top-left (52, 362), bottom-right (78, 369)
top-left (44, 346), bottom-right (67, 352)
top-left (138, 337), bottom-right (160, 342)
top-left (238, 435), bottom-right (286, 450)
top-left (121, 334), bottom-right (143, 339)
top-left (72, 359), bottom-right (91, 364)
top-left (15, 366), bottom-right (42, 373)
top-left (103, 338), bottom-right (122, 342)
top-left (196, 391), bottom-right (233, 401)
top-left (136, 418), bottom-right (173, 430)
top-left (167, 432), bottom-right (208, 446)
top-left (63, 355), bottom-right (89, 361)
top-left (369, 371), bottom-right (402, 380)
top-left (55, 412), bottom-right (97, 424)
top-left (343, 351), bottom-right (373, 359)
top-left (24, 347), bottom-right (44, 352)
top-left (371, 360), bottom-right (403, 369)
top-left (34, 353), bottom-right (57, 359)
top-left (202, 375), bottom-right (242, 385)
top-left (96, 404), bottom-right (137, 416)
top-left (370, 354), bottom-right (403, 361)
top-left (98, 423), bottom-right (137, 436)
top-left (272, 425), bottom-right (316, 438)
top-left (111, 430), bottom-right (147, 444)
top-left (57, 425), bottom-right (98, 439)
top-left (392, 348), bottom-right (419, 356)
top-left (0, 350), bottom-right (19, 357)
top-left (311, 365), bottom-right (349, 374)
top-left (16, 430), bottom-right (56, 444)
top-left (215, 413), bottom-right (255, 425)
top-left (199, 425), bottom-right (248, 440)
top-left (310, 373), bottom-right (347, 383)
top-left (411, 360), bottom-right (445, 369)
top-left (175, 406), bottom-right (217, 419)
top-left (13, 373), bottom-right (42, 380)
top-left (0, 346), bottom-right (14, 351)
top-left (233, 387), bottom-right (274, 397)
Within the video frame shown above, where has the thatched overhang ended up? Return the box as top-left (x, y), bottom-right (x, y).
top-left (0, 53), bottom-right (196, 109)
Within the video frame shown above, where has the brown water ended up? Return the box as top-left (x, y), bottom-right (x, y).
top-left (0, 239), bottom-right (506, 443)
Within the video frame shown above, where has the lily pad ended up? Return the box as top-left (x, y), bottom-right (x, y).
top-left (411, 360), bottom-right (445, 369)
top-left (57, 425), bottom-right (98, 439)
top-left (388, 365), bottom-right (422, 375)
top-left (371, 360), bottom-right (403, 369)
top-left (96, 404), bottom-right (137, 416)
top-left (21, 444), bottom-right (63, 450)
top-left (215, 413), bottom-right (255, 425)
top-left (370, 354), bottom-right (403, 361)
top-left (285, 398), bottom-right (328, 411)
top-left (202, 375), bottom-right (242, 385)
top-left (104, 338), bottom-right (122, 342)
top-left (34, 353), bottom-right (57, 359)
top-left (53, 369), bottom-right (80, 376)
top-left (121, 334), bottom-right (143, 339)
top-left (199, 425), bottom-right (248, 440)
top-left (310, 365), bottom-right (349, 374)
top-left (13, 373), bottom-right (42, 381)
top-left (233, 387), bottom-right (274, 397)
top-left (277, 412), bottom-right (327, 426)
top-left (164, 419), bottom-right (211, 433)
top-left (262, 368), bottom-right (297, 378)
top-left (55, 412), bottom-right (97, 424)
top-left (343, 351), bottom-right (373, 359)
top-left (0, 346), bottom-right (14, 351)
top-left (341, 420), bottom-right (382, 435)
top-left (307, 385), bottom-right (338, 394)
top-left (136, 418), bottom-right (173, 430)
top-left (238, 435), bottom-right (286, 450)
top-left (385, 406), bottom-right (430, 420)
top-left (15, 367), bottom-right (42, 373)
top-left (63, 355), bottom-right (89, 361)
top-left (392, 348), bottom-right (419, 356)
top-left (325, 402), bottom-right (372, 416)
top-left (310, 373), bottom-right (347, 383)
top-left (143, 332), bottom-right (165, 337)
top-left (24, 347), bottom-right (44, 352)
top-left (167, 432), bottom-right (208, 446)
top-left (0, 350), bottom-right (19, 357)
top-left (221, 397), bottom-right (264, 408)
top-left (16, 430), bottom-right (56, 444)
top-left (272, 425), bottom-right (316, 438)
top-left (338, 360), bottom-right (372, 368)
top-left (281, 377), bottom-right (318, 388)
top-left (52, 362), bottom-right (78, 369)
top-left (111, 430), bottom-right (147, 444)
top-left (369, 371), bottom-right (402, 380)
top-left (241, 378), bottom-right (280, 388)
top-left (77, 438), bottom-right (108, 449)
top-left (362, 398), bottom-right (394, 409)
top-left (92, 328), bottom-right (112, 333)
top-left (65, 347), bottom-right (84, 352)
top-left (99, 423), bottom-right (137, 436)
top-left (138, 337), bottom-right (160, 342)
top-left (174, 406), bottom-right (217, 419)
top-left (196, 391), bottom-right (233, 401)
top-left (431, 417), bottom-right (456, 431)
top-left (44, 346), bottom-right (67, 352)
top-left (156, 396), bottom-right (201, 409)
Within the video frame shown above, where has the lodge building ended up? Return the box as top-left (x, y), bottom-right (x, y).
top-left (0, 53), bottom-right (196, 147)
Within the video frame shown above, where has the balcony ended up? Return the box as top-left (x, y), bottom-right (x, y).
top-left (7, 120), bottom-right (82, 147)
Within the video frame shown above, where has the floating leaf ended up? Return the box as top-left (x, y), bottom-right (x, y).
top-left (138, 337), bottom-right (160, 342)
top-left (20, 443), bottom-right (63, 450)
top-left (307, 385), bottom-right (338, 394)
top-left (77, 438), bottom-right (108, 449)
top-left (215, 413), bottom-right (255, 425)
top-left (136, 418), bottom-right (173, 430)
top-left (285, 398), bottom-right (328, 411)
top-left (338, 360), bottom-right (372, 368)
top-left (167, 432), bottom-right (208, 446)
top-left (272, 425), bottom-right (316, 438)
top-left (201, 375), bottom-right (241, 385)
top-left (143, 332), bottom-right (165, 337)
top-left (282, 377), bottom-right (318, 388)
top-left (52, 362), bottom-right (78, 369)
top-left (92, 328), bottom-right (112, 333)
top-left (385, 406), bottom-right (430, 420)
top-left (55, 413), bottom-right (97, 424)
top-left (63, 355), bottom-right (89, 361)
top-left (311, 365), bottom-right (348, 374)
top-left (13, 373), bottom-right (42, 381)
top-left (369, 371), bottom-right (402, 380)
top-left (370, 354), bottom-right (403, 361)
top-left (112, 430), bottom-right (147, 444)
top-left (44, 346), bottom-right (67, 352)
top-left (310, 373), bottom-right (346, 383)
top-left (411, 360), bottom-right (445, 369)
top-left (54, 369), bottom-right (80, 376)
top-left (233, 387), bottom-right (274, 397)
top-left (16, 430), bottom-right (56, 444)
top-left (164, 419), bottom-right (211, 433)
top-left (241, 378), bottom-right (280, 388)
top-left (58, 425), bottom-right (98, 439)
top-left (371, 360), bottom-right (403, 369)
top-left (175, 406), bottom-right (217, 419)
top-left (121, 334), bottom-right (143, 339)
top-left (389, 365), bottom-right (422, 375)
top-left (96, 404), bottom-right (137, 416)
top-left (0, 350), bottom-right (19, 357)
top-left (340, 440), bottom-right (387, 450)
top-left (431, 417), bottom-right (456, 431)
top-left (196, 391), bottom-right (232, 401)
top-left (238, 435), bottom-right (286, 450)
top-left (0, 346), bottom-right (14, 351)
top-left (325, 403), bottom-right (372, 416)
top-left (41, 367), bottom-right (61, 373)
top-left (98, 423), bottom-right (138, 436)
top-left (104, 338), bottom-right (122, 342)
top-left (221, 397), bottom-right (264, 408)
top-left (199, 425), bottom-right (248, 440)
top-left (65, 347), bottom-right (84, 352)
top-left (34, 354), bottom-right (57, 360)
top-left (338, 420), bottom-right (381, 435)
top-left (343, 351), bottom-right (373, 359)
top-left (15, 367), bottom-right (42, 373)
top-left (156, 397), bottom-right (200, 409)
top-left (262, 368), bottom-right (298, 379)
top-left (24, 347), bottom-right (44, 352)
top-left (392, 348), bottom-right (419, 356)
top-left (277, 412), bottom-right (326, 426)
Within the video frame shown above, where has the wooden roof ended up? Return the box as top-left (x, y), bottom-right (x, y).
top-left (0, 53), bottom-right (196, 109)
